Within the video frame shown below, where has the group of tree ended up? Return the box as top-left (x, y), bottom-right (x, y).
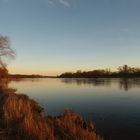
top-left (0, 35), bottom-right (15, 79)
top-left (59, 65), bottom-right (140, 78)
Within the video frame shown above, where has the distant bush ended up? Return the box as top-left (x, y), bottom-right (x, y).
top-left (0, 67), bottom-right (9, 81)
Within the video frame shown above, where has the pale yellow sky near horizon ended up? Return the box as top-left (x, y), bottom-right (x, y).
top-left (8, 64), bottom-right (131, 76)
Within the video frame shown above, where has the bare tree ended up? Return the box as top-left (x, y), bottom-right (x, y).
top-left (0, 35), bottom-right (16, 68)
top-left (118, 65), bottom-right (130, 73)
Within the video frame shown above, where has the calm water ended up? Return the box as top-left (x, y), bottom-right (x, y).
top-left (10, 78), bottom-right (140, 140)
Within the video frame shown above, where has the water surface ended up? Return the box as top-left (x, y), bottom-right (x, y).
top-left (9, 78), bottom-right (140, 140)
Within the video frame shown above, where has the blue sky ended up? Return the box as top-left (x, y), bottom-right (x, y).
top-left (0, 0), bottom-right (140, 75)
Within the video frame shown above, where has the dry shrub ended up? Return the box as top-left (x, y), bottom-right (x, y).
top-left (47, 109), bottom-right (103, 140)
top-left (1, 92), bottom-right (53, 140)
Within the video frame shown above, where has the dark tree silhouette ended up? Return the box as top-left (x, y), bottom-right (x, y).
top-left (118, 65), bottom-right (130, 74)
top-left (0, 35), bottom-right (16, 68)
top-left (60, 65), bottom-right (140, 78)
top-left (0, 35), bottom-right (16, 79)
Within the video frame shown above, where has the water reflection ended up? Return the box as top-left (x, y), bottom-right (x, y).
top-left (61, 78), bottom-right (140, 91)
top-left (12, 78), bottom-right (40, 82)
top-left (61, 78), bottom-right (111, 87)
top-left (119, 78), bottom-right (140, 91)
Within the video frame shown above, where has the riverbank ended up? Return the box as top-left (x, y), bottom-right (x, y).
top-left (0, 86), bottom-right (103, 140)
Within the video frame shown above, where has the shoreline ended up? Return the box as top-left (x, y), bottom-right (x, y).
top-left (0, 81), bottom-right (103, 140)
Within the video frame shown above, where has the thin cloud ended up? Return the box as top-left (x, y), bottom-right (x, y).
top-left (47, 0), bottom-right (72, 7)
top-left (1, 0), bottom-right (72, 8)
top-left (59, 0), bottom-right (70, 7)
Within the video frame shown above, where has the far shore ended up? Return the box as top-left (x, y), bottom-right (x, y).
top-left (11, 65), bottom-right (140, 79)
top-left (10, 74), bottom-right (140, 79)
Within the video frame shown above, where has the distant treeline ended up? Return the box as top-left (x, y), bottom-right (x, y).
top-left (59, 65), bottom-right (140, 78)
top-left (10, 74), bottom-right (46, 78)
top-left (10, 74), bottom-right (56, 79)
top-left (0, 68), bottom-right (46, 79)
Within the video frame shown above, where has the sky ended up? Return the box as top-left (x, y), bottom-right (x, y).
top-left (0, 0), bottom-right (140, 76)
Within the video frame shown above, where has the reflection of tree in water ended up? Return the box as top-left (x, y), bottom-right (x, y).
top-left (61, 78), bottom-right (111, 87)
top-left (61, 78), bottom-right (140, 91)
top-left (119, 78), bottom-right (140, 91)
top-left (12, 78), bottom-right (40, 83)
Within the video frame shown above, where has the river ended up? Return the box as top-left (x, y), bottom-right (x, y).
top-left (9, 78), bottom-right (140, 140)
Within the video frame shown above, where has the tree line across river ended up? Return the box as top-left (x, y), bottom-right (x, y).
top-left (59, 65), bottom-right (140, 78)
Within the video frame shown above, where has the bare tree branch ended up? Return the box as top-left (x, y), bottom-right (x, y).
top-left (0, 35), bottom-right (16, 68)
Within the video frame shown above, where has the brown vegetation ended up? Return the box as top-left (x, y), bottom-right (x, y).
top-left (0, 86), bottom-right (103, 140)
top-left (0, 68), bottom-right (9, 80)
